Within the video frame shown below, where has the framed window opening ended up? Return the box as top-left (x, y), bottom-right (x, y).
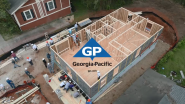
top-left (23, 10), bottom-right (33, 20)
top-left (135, 47), bottom-right (141, 58)
top-left (153, 32), bottom-right (159, 42)
top-left (113, 66), bottom-right (119, 77)
top-left (145, 23), bottom-right (152, 33)
top-left (47, 1), bottom-right (55, 11)
top-left (66, 66), bottom-right (72, 78)
top-left (100, 76), bottom-right (107, 88)
top-left (55, 54), bottom-right (60, 63)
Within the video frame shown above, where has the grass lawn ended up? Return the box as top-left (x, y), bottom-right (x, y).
top-left (156, 39), bottom-right (185, 86)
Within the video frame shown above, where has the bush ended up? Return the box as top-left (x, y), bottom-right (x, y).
top-left (81, 0), bottom-right (133, 10)
top-left (174, 0), bottom-right (185, 6)
top-left (0, 0), bottom-right (21, 35)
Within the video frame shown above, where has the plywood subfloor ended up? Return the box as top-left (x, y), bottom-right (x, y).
top-left (60, 41), bottom-right (118, 86)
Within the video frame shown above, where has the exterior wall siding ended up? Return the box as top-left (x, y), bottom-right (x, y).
top-left (90, 83), bottom-right (99, 97)
top-left (51, 48), bottom-right (56, 70)
top-left (107, 70), bottom-right (114, 83)
top-left (40, 0), bottom-right (47, 16)
top-left (33, 4), bottom-right (40, 18)
top-left (77, 76), bottom-right (91, 96)
top-left (20, 7), bottom-right (70, 30)
top-left (62, 0), bottom-right (70, 8)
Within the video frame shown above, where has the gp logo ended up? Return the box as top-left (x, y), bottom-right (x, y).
top-left (74, 38), bottom-right (111, 60)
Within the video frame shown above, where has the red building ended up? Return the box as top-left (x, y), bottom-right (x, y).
top-left (8, 0), bottom-right (71, 31)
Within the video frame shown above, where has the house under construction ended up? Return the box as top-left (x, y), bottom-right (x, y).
top-left (49, 7), bottom-right (164, 102)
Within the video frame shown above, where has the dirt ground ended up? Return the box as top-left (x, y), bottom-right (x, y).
top-left (0, 46), bottom-right (63, 103)
top-left (1, 85), bottom-right (48, 104)
top-left (34, 73), bottom-right (64, 104)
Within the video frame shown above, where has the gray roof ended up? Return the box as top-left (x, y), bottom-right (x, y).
top-left (113, 69), bottom-right (177, 104)
top-left (8, 0), bottom-right (28, 14)
top-left (158, 95), bottom-right (172, 104)
top-left (159, 85), bottom-right (185, 104)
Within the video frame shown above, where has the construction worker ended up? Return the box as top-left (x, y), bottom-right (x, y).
top-left (63, 81), bottom-right (70, 92)
top-left (49, 38), bottom-right (54, 45)
top-left (42, 58), bottom-right (47, 68)
top-left (46, 53), bottom-right (51, 62)
top-left (60, 81), bottom-right (66, 88)
top-left (73, 90), bottom-right (80, 98)
top-left (12, 58), bottom-right (21, 68)
top-left (59, 75), bottom-right (67, 80)
top-left (0, 84), bottom-right (5, 91)
top-left (11, 51), bottom-right (19, 62)
top-left (72, 34), bottom-right (78, 51)
top-left (76, 35), bottom-right (80, 46)
top-left (46, 41), bottom-right (50, 51)
top-left (74, 22), bottom-right (78, 32)
top-left (27, 57), bottom-right (33, 65)
top-left (6, 78), bottom-right (15, 89)
top-left (68, 28), bottom-right (72, 35)
top-left (32, 44), bottom-right (38, 52)
top-left (47, 63), bottom-right (54, 73)
top-left (86, 99), bottom-right (92, 104)
top-left (97, 70), bottom-right (101, 80)
top-left (68, 83), bottom-right (75, 91)
top-left (25, 68), bottom-right (34, 79)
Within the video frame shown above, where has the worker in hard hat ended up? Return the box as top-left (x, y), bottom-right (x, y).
top-left (97, 70), bottom-right (101, 80)
top-left (6, 78), bottom-right (15, 89)
top-left (11, 58), bottom-right (21, 68)
top-left (76, 35), bottom-right (80, 46)
top-left (47, 63), bottom-right (54, 73)
top-left (42, 58), bottom-right (47, 68)
top-left (26, 57), bottom-right (33, 65)
top-left (74, 22), bottom-right (78, 32)
top-left (46, 53), bottom-right (51, 62)
top-left (63, 81), bottom-right (70, 92)
top-left (73, 90), bottom-right (80, 98)
top-left (46, 41), bottom-right (50, 51)
top-left (86, 99), bottom-right (92, 104)
top-left (11, 51), bottom-right (20, 62)
top-left (60, 81), bottom-right (66, 88)
top-left (68, 28), bottom-right (72, 35)
top-left (72, 34), bottom-right (79, 51)
top-left (25, 68), bottom-right (34, 79)
top-left (32, 44), bottom-right (39, 52)
top-left (0, 84), bottom-right (5, 91)
top-left (49, 38), bottom-right (54, 45)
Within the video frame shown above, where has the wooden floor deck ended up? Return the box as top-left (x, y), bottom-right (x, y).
top-left (60, 41), bottom-right (118, 86)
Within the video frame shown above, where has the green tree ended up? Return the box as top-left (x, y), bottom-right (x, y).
top-left (81, 0), bottom-right (133, 10)
top-left (0, 0), bottom-right (20, 35)
top-left (174, 0), bottom-right (185, 6)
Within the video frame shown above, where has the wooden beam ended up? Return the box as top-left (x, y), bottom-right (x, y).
top-left (109, 42), bottom-right (128, 56)
top-left (113, 40), bottom-right (132, 53)
top-left (131, 29), bottom-right (149, 39)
